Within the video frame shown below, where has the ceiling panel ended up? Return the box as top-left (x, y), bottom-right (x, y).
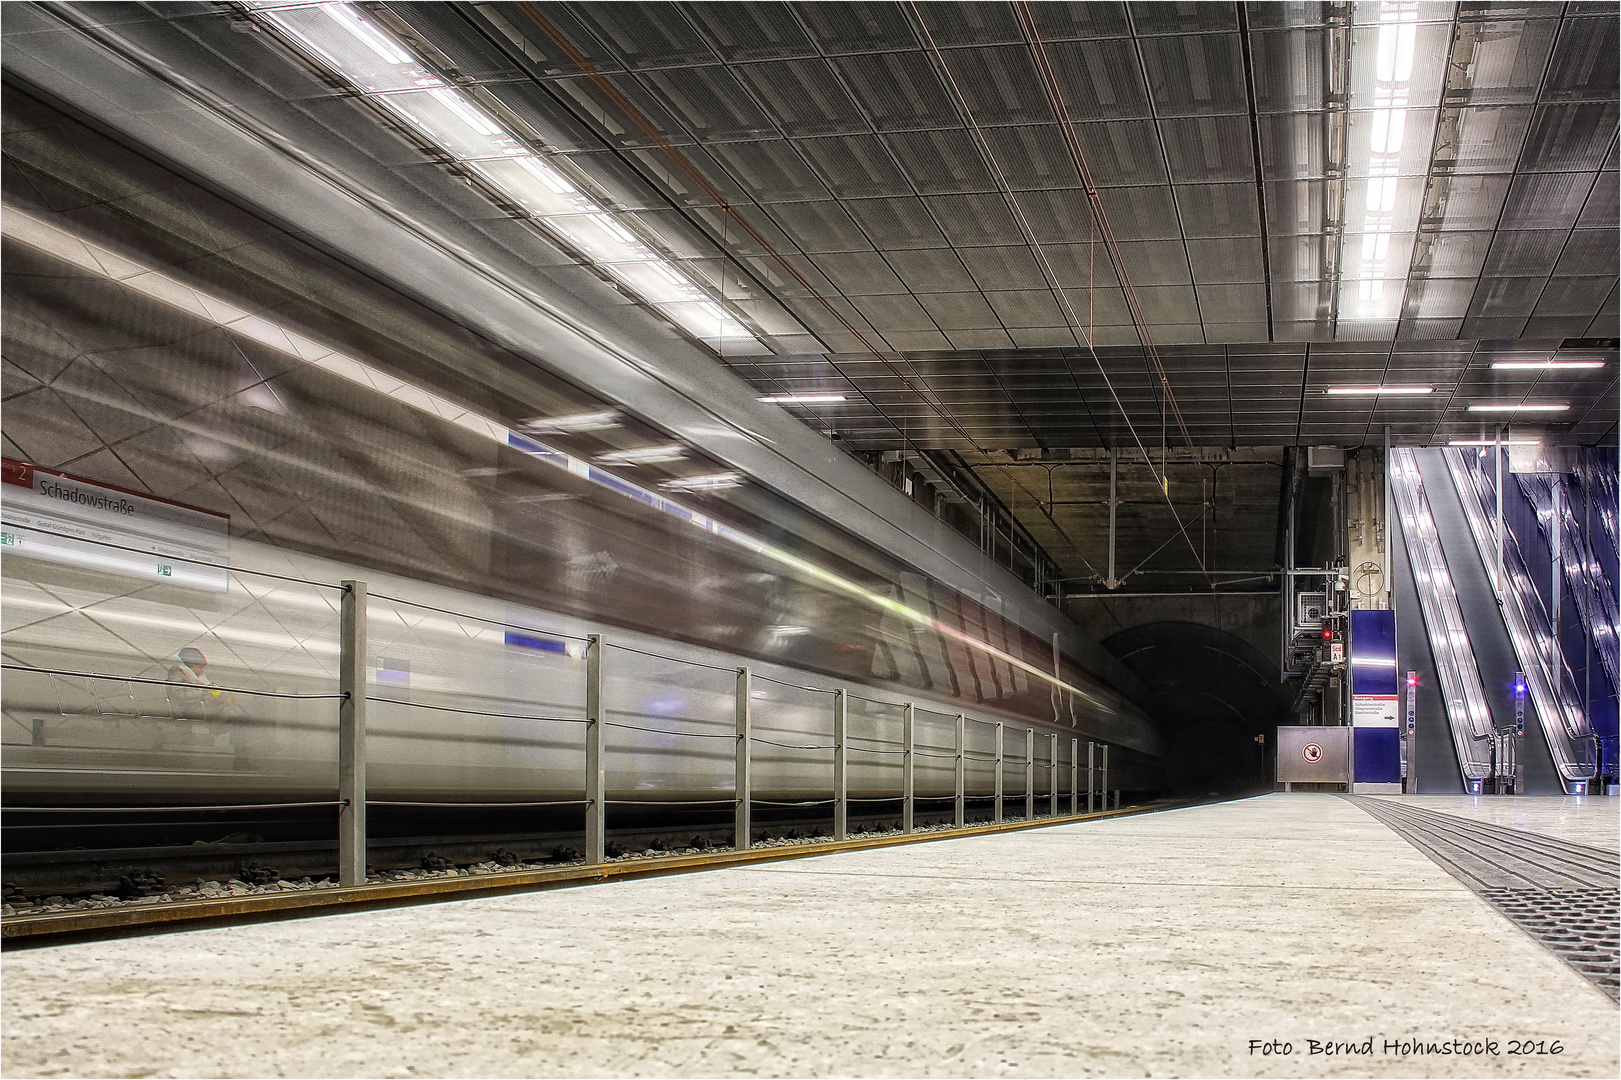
top-left (764, 200), bottom-right (872, 252)
top-left (841, 196), bottom-right (949, 248)
top-left (1072, 119), bottom-right (1170, 185)
top-left (1498, 172), bottom-right (1598, 229)
top-left (1175, 183), bottom-right (1261, 237)
top-left (934, 45), bottom-right (1057, 126)
top-left (354, 0), bottom-right (1621, 467)
top-left (1139, 33), bottom-right (1248, 117)
top-left (829, 51), bottom-right (955, 129)
top-left (884, 128), bottom-right (997, 193)
top-left (1159, 115), bottom-right (1257, 183)
top-left (796, 133), bottom-right (913, 197)
top-left (571, 2), bottom-right (720, 68)
top-left (1044, 38), bottom-right (1155, 121)
top-left (1482, 230), bottom-right (1574, 277)
top-left (1541, 16), bottom-right (1621, 101)
top-left (794, 3), bottom-right (919, 54)
top-left (1249, 30), bottom-right (1330, 113)
top-left (730, 60), bottom-right (867, 137)
top-left (683, 4), bottom-right (819, 62)
top-left (1517, 102), bottom-right (1621, 171)
top-left (1130, 2), bottom-right (1239, 35)
top-left (1552, 229), bottom-right (1619, 277)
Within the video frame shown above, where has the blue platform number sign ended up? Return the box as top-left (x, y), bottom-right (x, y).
top-left (1350, 609), bottom-right (1401, 785)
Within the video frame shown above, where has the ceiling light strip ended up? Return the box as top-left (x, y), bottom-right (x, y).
top-left (1491, 360), bottom-right (1607, 370)
top-left (0, 204), bottom-right (1097, 701)
top-left (1325, 386), bottom-right (1435, 395)
top-left (1346, 2), bottom-right (1424, 317)
top-left (1466, 404), bottom-right (1570, 412)
top-left (240, 1), bottom-right (757, 349)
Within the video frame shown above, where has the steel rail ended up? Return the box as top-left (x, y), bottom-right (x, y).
top-left (2, 801), bottom-right (1172, 948)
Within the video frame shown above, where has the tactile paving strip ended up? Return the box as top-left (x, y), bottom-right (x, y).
top-left (1344, 797), bottom-right (1620, 1002)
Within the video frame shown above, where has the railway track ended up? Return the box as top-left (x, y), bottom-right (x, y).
top-left (1, 799), bottom-right (1084, 895)
top-left (2, 801), bottom-right (1178, 947)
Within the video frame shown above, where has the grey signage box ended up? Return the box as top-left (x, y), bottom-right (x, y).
top-left (1276, 726), bottom-right (1350, 788)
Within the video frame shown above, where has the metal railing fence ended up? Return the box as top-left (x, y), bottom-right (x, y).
top-left (3, 577), bottom-right (1117, 885)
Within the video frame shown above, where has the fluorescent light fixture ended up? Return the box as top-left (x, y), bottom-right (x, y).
top-left (1449, 439), bottom-right (1541, 446)
top-left (1325, 386), bottom-right (1434, 395)
top-left (244, 1), bottom-right (763, 354)
top-left (0, 204), bottom-right (1099, 701)
top-left (758, 393), bottom-right (847, 405)
top-left (517, 410), bottom-right (621, 434)
top-left (1490, 360), bottom-right (1607, 370)
top-left (1466, 404), bottom-right (1569, 412)
top-left (594, 444), bottom-right (687, 466)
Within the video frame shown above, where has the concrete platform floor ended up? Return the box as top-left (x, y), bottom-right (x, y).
top-left (1370, 793), bottom-right (1620, 851)
top-left (3, 794), bottom-right (1616, 1079)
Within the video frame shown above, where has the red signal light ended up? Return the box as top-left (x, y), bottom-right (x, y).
top-left (1321, 628), bottom-right (1332, 640)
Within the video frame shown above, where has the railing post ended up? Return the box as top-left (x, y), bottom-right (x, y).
top-left (902, 702), bottom-right (915, 833)
top-left (736, 667), bottom-right (751, 850)
top-left (1087, 740), bottom-right (1095, 813)
top-left (584, 634), bottom-right (605, 865)
top-left (338, 579), bottom-right (368, 887)
top-left (1024, 728), bottom-right (1035, 821)
top-left (994, 721), bottom-right (1004, 823)
top-left (1070, 737), bottom-right (1079, 815)
top-left (833, 689), bottom-right (847, 841)
top-left (1101, 744), bottom-right (1110, 808)
top-left (954, 714), bottom-right (966, 828)
top-left (1049, 733), bottom-right (1059, 818)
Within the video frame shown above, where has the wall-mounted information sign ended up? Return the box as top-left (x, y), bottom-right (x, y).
top-left (1, 458), bottom-right (229, 592)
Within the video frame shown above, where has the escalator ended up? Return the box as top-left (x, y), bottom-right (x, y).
top-left (1387, 477), bottom-right (1464, 792)
top-left (1442, 449), bottom-right (1598, 793)
top-left (1389, 448), bottom-right (1596, 794)
top-left (1389, 448), bottom-right (1493, 792)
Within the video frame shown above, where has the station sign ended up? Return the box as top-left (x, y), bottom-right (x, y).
top-left (1, 458), bottom-right (229, 591)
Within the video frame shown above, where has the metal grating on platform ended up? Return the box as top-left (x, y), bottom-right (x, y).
top-left (1345, 796), bottom-right (1620, 1001)
top-left (1479, 887), bottom-right (1620, 1001)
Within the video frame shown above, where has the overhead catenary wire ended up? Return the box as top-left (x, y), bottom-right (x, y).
top-left (510, 1), bottom-right (1077, 586)
top-left (908, 1), bottom-right (1211, 584)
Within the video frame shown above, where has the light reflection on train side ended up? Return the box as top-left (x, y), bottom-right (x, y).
top-left (3, 206), bottom-right (1102, 705)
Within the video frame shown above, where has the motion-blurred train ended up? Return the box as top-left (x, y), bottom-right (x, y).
top-left (0, 88), bottom-right (1162, 811)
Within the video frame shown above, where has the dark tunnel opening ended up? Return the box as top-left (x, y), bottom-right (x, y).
top-left (1104, 622), bottom-right (1291, 797)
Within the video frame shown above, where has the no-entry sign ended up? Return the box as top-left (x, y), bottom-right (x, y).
top-left (1303, 743), bottom-right (1323, 763)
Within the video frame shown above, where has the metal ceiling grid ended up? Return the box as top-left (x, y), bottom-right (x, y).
top-left (164, 0), bottom-right (1612, 457)
top-left (435, 3), bottom-right (1615, 371)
